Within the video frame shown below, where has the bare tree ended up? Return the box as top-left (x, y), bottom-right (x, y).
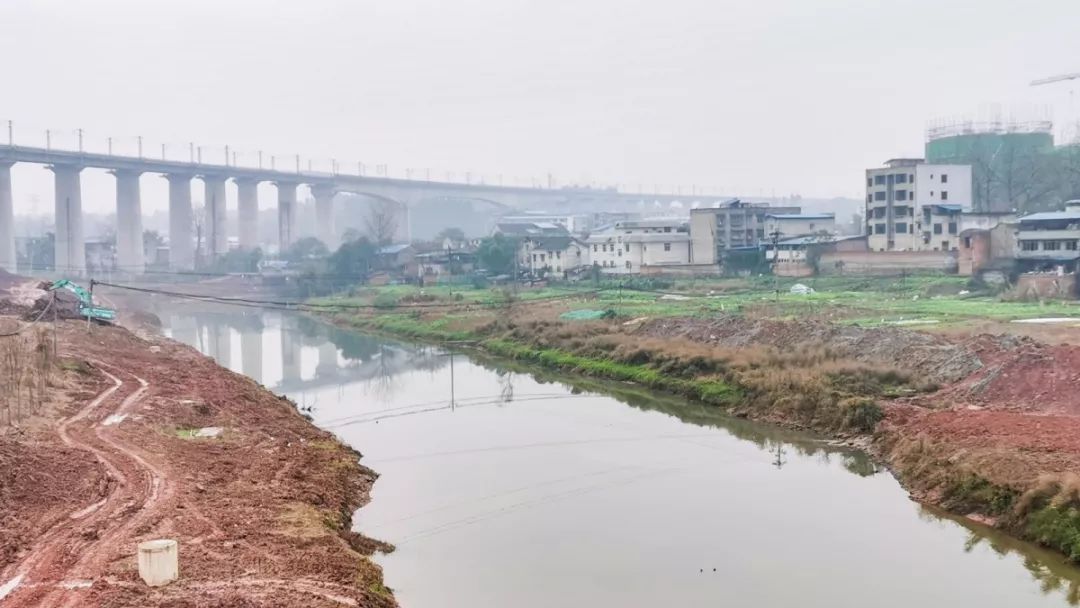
top-left (365, 199), bottom-right (400, 246)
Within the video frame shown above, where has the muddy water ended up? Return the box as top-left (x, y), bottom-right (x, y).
top-left (163, 308), bottom-right (1080, 608)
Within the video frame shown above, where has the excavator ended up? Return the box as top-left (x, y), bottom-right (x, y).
top-left (45, 279), bottom-right (116, 323)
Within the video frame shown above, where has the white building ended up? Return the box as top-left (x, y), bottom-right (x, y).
top-left (763, 213), bottom-right (836, 240)
top-left (520, 236), bottom-right (589, 276)
top-left (866, 159), bottom-right (974, 251)
top-left (585, 218), bottom-right (691, 274)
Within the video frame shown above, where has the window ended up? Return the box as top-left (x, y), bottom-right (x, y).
top-left (867, 178), bottom-right (873, 187)
top-left (1021, 241), bottom-right (1039, 251)
top-left (963, 237), bottom-right (972, 248)
top-left (866, 194), bottom-right (872, 203)
top-left (1044, 241), bottom-right (1062, 251)
top-left (933, 224), bottom-right (942, 235)
top-left (540, 254), bottom-right (545, 262)
top-left (532, 254), bottom-right (538, 262)
top-left (593, 244), bottom-right (598, 252)
top-left (874, 207), bottom-right (886, 219)
top-left (930, 191), bottom-right (935, 197)
top-left (874, 191), bottom-right (886, 201)
top-left (874, 223), bottom-right (886, 234)
top-left (895, 174), bottom-right (907, 184)
top-left (625, 261), bottom-right (631, 269)
top-left (940, 190), bottom-right (949, 201)
top-left (895, 190), bottom-right (907, 201)
top-left (663, 227), bottom-right (672, 233)
top-left (874, 175), bottom-right (886, 185)
top-left (895, 222), bottom-right (907, 234)
top-left (948, 222), bottom-right (957, 235)
top-left (941, 173), bottom-right (948, 184)
top-left (602, 244), bottom-right (607, 252)
top-left (1068, 241), bottom-right (1079, 251)
top-left (555, 251), bottom-right (561, 259)
top-left (617, 249), bottom-right (622, 257)
top-left (664, 242), bottom-right (671, 251)
top-left (942, 241), bottom-right (950, 251)
top-left (894, 206), bottom-right (908, 217)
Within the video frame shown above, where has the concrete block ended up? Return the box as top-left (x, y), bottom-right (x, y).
top-left (137, 539), bottom-right (179, 587)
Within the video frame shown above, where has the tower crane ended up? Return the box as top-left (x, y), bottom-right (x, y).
top-left (1031, 73), bottom-right (1080, 87)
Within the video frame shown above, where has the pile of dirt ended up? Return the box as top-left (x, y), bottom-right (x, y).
top-left (915, 334), bottom-right (1080, 415)
top-left (26, 287), bottom-right (84, 320)
top-left (638, 316), bottom-right (983, 385)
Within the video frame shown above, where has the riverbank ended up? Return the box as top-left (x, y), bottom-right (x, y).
top-left (314, 283), bottom-right (1080, 565)
top-left (0, 288), bottom-right (396, 606)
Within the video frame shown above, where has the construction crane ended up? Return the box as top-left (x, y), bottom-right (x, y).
top-left (1031, 72), bottom-right (1080, 87)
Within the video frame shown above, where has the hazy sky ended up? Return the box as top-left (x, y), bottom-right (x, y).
top-left (3, 0), bottom-right (1080, 218)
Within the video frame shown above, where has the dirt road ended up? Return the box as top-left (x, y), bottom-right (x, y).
top-left (0, 317), bottom-right (396, 607)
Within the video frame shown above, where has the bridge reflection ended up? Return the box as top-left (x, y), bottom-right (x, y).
top-left (162, 309), bottom-right (449, 394)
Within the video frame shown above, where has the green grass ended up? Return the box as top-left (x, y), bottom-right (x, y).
top-left (481, 338), bottom-right (742, 406)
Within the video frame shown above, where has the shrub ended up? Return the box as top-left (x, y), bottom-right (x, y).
top-left (840, 397), bottom-right (884, 432)
top-left (372, 293), bottom-right (399, 309)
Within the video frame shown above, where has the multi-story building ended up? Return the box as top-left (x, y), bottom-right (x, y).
top-left (1015, 200), bottom-right (1080, 272)
top-left (865, 159), bottom-right (973, 251)
top-left (586, 218), bottom-right (691, 274)
top-left (689, 200), bottom-right (801, 265)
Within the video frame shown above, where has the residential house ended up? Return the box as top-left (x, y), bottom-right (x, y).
top-left (689, 199), bottom-right (802, 265)
top-left (586, 218), bottom-right (691, 274)
top-left (521, 235), bottom-right (588, 277)
top-left (376, 243), bottom-right (418, 276)
top-left (764, 234), bottom-right (866, 277)
top-left (1014, 201), bottom-right (1080, 273)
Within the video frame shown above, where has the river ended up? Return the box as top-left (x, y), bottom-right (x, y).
top-left (161, 306), bottom-right (1080, 608)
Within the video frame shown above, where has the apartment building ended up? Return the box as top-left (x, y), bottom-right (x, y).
top-left (689, 200), bottom-right (801, 265)
top-left (865, 159), bottom-right (973, 251)
top-left (586, 218), bottom-right (690, 274)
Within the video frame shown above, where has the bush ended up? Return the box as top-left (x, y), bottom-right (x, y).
top-left (840, 398), bottom-right (884, 432)
top-left (372, 293), bottom-right (399, 309)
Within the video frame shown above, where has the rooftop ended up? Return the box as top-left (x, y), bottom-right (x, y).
top-left (766, 213), bottom-right (835, 220)
top-left (1018, 211), bottom-right (1080, 223)
top-left (772, 234), bottom-right (863, 247)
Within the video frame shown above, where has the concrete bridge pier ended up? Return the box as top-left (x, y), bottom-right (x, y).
top-left (235, 178), bottom-right (259, 250)
top-left (311, 184), bottom-right (337, 251)
top-left (112, 169), bottom-right (144, 274)
top-left (166, 174), bottom-right (194, 270)
top-left (276, 182), bottom-right (298, 252)
top-left (240, 330), bottom-right (263, 384)
top-left (203, 175), bottom-right (228, 258)
top-left (51, 164), bottom-right (85, 275)
top-left (0, 162), bottom-right (15, 272)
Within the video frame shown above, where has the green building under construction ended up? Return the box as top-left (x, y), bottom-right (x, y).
top-left (924, 120), bottom-right (1080, 213)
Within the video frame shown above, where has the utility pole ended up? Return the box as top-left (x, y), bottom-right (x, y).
top-left (769, 228), bottom-right (783, 303)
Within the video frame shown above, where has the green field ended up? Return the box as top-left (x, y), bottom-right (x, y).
top-left (311, 274), bottom-right (1080, 327)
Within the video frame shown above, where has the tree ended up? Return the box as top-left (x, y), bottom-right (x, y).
top-left (437, 227), bottom-right (466, 243)
top-left (341, 227), bottom-right (362, 244)
top-left (329, 237), bottom-right (377, 285)
top-left (283, 237), bottom-right (329, 262)
top-left (477, 234), bottom-right (517, 275)
top-left (365, 199), bottom-right (399, 246)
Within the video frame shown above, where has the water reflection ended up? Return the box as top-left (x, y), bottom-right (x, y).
top-left (156, 303), bottom-right (1080, 608)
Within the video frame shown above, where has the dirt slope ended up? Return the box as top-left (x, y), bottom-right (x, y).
top-left (0, 319), bottom-right (395, 607)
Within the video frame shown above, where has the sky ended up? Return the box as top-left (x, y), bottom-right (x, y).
top-left (2, 0), bottom-right (1080, 220)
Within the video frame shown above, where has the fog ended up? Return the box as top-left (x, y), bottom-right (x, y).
top-left (2, 0), bottom-right (1080, 222)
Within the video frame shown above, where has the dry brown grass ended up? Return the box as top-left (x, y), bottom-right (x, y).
top-left (0, 328), bottom-right (54, 427)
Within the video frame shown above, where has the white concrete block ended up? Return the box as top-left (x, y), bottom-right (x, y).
top-left (137, 539), bottom-right (179, 587)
